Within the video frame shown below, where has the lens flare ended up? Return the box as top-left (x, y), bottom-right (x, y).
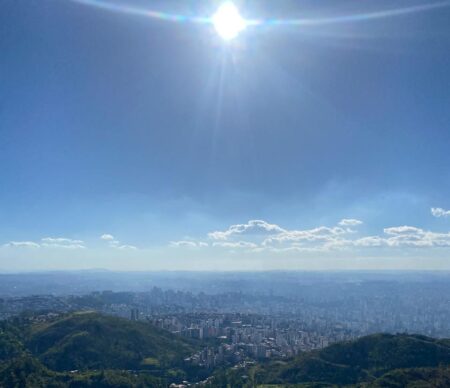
top-left (212, 2), bottom-right (247, 41)
top-left (70, 0), bottom-right (450, 34)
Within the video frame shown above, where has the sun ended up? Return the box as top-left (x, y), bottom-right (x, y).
top-left (212, 2), bottom-right (247, 41)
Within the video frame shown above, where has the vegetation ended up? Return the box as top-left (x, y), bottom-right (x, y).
top-left (0, 312), bottom-right (196, 387)
top-left (367, 366), bottom-right (450, 387)
top-left (0, 354), bottom-right (166, 387)
top-left (1, 314), bottom-right (449, 387)
top-left (210, 333), bottom-right (450, 387)
top-left (26, 312), bottom-right (195, 371)
top-left (0, 322), bottom-right (25, 362)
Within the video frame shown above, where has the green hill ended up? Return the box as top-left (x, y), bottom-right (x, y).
top-left (2, 316), bottom-right (450, 387)
top-left (0, 322), bottom-right (25, 362)
top-left (318, 333), bottom-right (450, 371)
top-left (0, 354), bottom-right (166, 388)
top-left (367, 366), bottom-right (450, 387)
top-left (0, 354), bottom-right (63, 388)
top-left (215, 333), bottom-right (450, 387)
top-left (260, 333), bottom-right (450, 385)
top-left (25, 312), bottom-right (195, 371)
top-left (0, 312), bottom-right (198, 387)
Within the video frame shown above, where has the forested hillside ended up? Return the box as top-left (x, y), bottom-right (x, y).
top-left (1, 315), bottom-right (450, 387)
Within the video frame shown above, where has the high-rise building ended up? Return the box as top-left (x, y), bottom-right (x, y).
top-left (130, 308), bottom-right (139, 321)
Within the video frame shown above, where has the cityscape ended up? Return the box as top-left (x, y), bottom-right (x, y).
top-left (1, 271), bottom-right (449, 377)
top-left (1, 0), bottom-right (450, 386)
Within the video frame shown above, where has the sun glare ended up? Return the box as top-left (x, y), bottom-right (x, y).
top-left (212, 2), bottom-right (247, 41)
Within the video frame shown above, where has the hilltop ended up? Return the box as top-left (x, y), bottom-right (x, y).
top-left (214, 333), bottom-right (450, 387)
top-left (25, 312), bottom-right (195, 371)
top-left (0, 312), bottom-right (198, 387)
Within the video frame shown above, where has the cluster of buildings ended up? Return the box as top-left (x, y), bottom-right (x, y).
top-left (1, 284), bottom-right (449, 350)
top-left (146, 312), bottom-right (351, 367)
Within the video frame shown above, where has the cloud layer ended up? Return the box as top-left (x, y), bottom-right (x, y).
top-left (3, 209), bottom-right (449, 257)
top-left (172, 215), bottom-right (450, 254)
top-left (3, 238), bottom-right (86, 250)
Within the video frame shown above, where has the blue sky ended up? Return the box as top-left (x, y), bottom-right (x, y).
top-left (1, 0), bottom-right (450, 271)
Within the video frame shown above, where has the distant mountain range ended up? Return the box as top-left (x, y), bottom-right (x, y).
top-left (1, 270), bottom-right (449, 297)
top-left (1, 312), bottom-right (449, 387)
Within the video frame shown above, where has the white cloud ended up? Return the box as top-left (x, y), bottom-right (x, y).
top-left (116, 244), bottom-right (138, 250)
top-left (41, 243), bottom-right (86, 249)
top-left (3, 235), bottom-right (142, 251)
top-left (353, 236), bottom-right (385, 247)
top-left (41, 237), bottom-right (85, 249)
top-left (384, 226), bottom-right (423, 235)
top-left (42, 237), bottom-right (84, 244)
top-left (431, 207), bottom-right (450, 218)
top-left (170, 241), bottom-right (208, 248)
top-left (263, 226), bottom-right (348, 246)
top-left (339, 218), bottom-right (363, 226)
top-left (382, 226), bottom-right (450, 248)
top-left (3, 238), bottom-right (86, 250)
top-left (267, 245), bottom-right (331, 253)
top-left (212, 241), bottom-right (258, 249)
top-left (208, 220), bottom-right (286, 240)
top-left (203, 219), bottom-right (364, 253)
top-left (173, 215), bottom-right (450, 254)
top-left (335, 226), bottom-right (450, 249)
top-left (100, 234), bottom-right (138, 250)
top-left (3, 241), bottom-right (40, 249)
